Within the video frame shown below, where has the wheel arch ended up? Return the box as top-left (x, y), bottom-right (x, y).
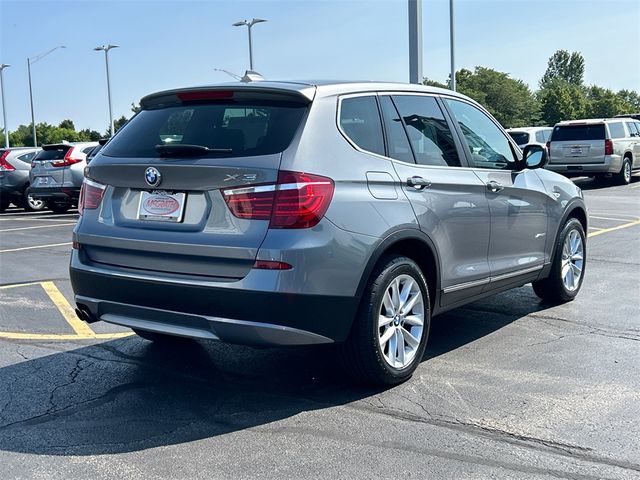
top-left (548, 200), bottom-right (588, 268)
top-left (355, 229), bottom-right (441, 311)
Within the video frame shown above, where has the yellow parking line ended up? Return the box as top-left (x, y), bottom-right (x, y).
top-left (588, 219), bottom-right (640, 238)
top-left (0, 242), bottom-right (72, 253)
top-left (588, 226), bottom-right (604, 231)
top-left (41, 281), bottom-right (95, 336)
top-left (0, 223), bottom-right (76, 233)
top-left (0, 331), bottom-right (133, 340)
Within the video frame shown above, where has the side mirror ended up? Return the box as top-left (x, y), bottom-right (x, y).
top-left (522, 144), bottom-right (548, 169)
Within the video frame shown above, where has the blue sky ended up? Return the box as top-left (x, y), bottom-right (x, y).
top-left (1, 0), bottom-right (639, 133)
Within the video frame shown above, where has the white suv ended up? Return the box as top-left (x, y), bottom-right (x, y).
top-left (546, 118), bottom-right (640, 184)
top-left (507, 127), bottom-right (552, 149)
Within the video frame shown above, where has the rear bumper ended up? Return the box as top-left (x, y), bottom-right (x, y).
top-left (70, 253), bottom-right (359, 346)
top-left (546, 155), bottom-right (622, 175)
top-left (29, 186), bottom-right (80, 203)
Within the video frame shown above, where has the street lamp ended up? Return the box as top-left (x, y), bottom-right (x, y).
top-left (232, 18), bottom-right (267, 71)
top-left (94, 44), bottom-right (119, 137)
top-left (27, 45), bottom-right (66, 147)
top-left (0, 64), bottom-right (10, 148)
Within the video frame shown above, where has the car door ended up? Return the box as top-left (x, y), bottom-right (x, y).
top-left (380, 94), bottom-right (492, 306)
top-left (442, 97), bottom-right (549, 287)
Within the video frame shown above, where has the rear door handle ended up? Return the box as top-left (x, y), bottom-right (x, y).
top-left (486, 180), bottom-right (504, 193)
top-left (407, 176), bottom-right (432, 190)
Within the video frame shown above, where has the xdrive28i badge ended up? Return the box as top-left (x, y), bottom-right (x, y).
top-left (145, 167), bottom-right (161, 187)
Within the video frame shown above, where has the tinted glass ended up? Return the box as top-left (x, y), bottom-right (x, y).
top-left (16, 151), bottom-right (37, 163)
top-left (625, 122), bottom-right (638, 136)
top-left (535, 131), bottom-right (546, 143)
top-left (102, 101), bottom-right (307, 158)
top-left (34, 146), bottom-right (71, 160)
top-left (81, 146), bottom-right (95, 154)
top-left (379, 96), bottom-right (414, 163)
top-left (509, 132), bottom-right (530, 145)
top-left (608, 122), bottom-right (626, 139)
top-left (87, 144), bottom-right (103, 163)
top-left (551, 124), bottom-right (605, 141)
top-left (445, 99), bottom-right (516, 169)
top-left (393, 95), bottom-right (461, 167)
top-left (339, 96), bottom-right (385, 156)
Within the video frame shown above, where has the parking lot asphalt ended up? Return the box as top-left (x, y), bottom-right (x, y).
top-left (0, 177), bottom-right (639, 479)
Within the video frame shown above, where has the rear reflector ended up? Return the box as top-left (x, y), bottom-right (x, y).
top-left (0, 150), bottom-right (14, 171)
top-left (78, 178), bottom-right (106, 215)
top-left (51, 147), bottom-right (84, 167)
top-left (177, 90), bottom-right (234, 101)
top-left (604, 139), bottom-right (613, 155)
top-left (221, 171), bottom-right (335, 229)
top-left (253, 260), bottom-right (293, 270)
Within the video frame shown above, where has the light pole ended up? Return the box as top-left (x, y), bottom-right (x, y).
top-left (94, 44), bottom-right (119, 137)
top-left (232, 18), bottom-right (267, 71)
top-left (449, 0), bottom-right (456, 91)
top-left (27, 45), bottom-right (66, 147)
top-left (0, 64), bottom-right (9, 148)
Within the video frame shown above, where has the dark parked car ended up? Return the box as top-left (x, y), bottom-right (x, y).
top-left (71, 81), bottom-right (587, 385)
top-left (0, 147), bottom-right (44, 212)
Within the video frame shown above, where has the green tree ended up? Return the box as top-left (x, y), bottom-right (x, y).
top-left (58, 119), bottom-right (75, 130)
top-left (77, 128), bottom-right (102, 142)
top-left (105, 115), bottom-right (129, 137)
top-left (131, 102), bottom-right (141, 114)
top-left (585, 86), bottom-right (627, 118)
top-left (616, 89), bottom-right (640, 111)
top-left (539, 79), bottom-right (588, 125)
top-left (422, 78), bottom-right (448, 89)
top-left (540, 50), bottom-right (585, 88)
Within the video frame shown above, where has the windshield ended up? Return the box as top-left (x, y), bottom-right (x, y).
top-left (101, 100), bottom-right (308, 158)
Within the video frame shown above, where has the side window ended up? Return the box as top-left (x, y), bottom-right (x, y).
top-left (392, 95), bottom-right (461, 167)
top-left (444, 98), bottom-right (516, 170)
top-left (625, 122), bottom-right (639, 137)
top-left (608, 122), bottom-right (625, 139)
top-left (17, 151), bottom-right (37, 163)
top-left (339, 96), bottom-right (385, 156)
top-left (379, 96), bottom-right (414, 163)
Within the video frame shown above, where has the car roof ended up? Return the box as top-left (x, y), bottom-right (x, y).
top-left (556, 118), bottom-right (629, 126)
top-left (140, 80), bottom-right (469, 106)
top-left (506, 127), bottom-right (551, 133)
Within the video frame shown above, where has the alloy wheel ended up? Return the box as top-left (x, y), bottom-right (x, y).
top-left (561, 229), bottom-right (584, 291)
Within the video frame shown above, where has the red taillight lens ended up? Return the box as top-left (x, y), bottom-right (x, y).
top-left (221, 171), bottom-right (335, 229)
top-left (78, 178), bottom-right (106, 215)
top-left (604, 139), bottom-right (613, 155)
top-left (0, 150), bottom-right (15, 171)
top-left (51, 147), bottom-right (84, 167)
top-left (177, 90), bottom-right (234, 101)
top-left (270, 171), bottom-right (335, 229)
top-left (253, 260), bottom-right (293, 270)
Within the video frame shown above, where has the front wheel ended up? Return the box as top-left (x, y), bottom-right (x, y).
top-left (340, 255), bottom-right (431, 385)
top-left (532, 218), bottom-right (586, 303)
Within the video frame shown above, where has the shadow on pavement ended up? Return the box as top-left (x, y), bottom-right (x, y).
top-left (0, 288), bottom-right (555, 456)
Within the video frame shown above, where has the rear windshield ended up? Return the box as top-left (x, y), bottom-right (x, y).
top-left (101, 100), bottom-right (308, 158)
top-left (551, 124), bottom-right (605, 141)
top-left (34, 146), bottom-right (71, 160)
top-left (508, 132), bottom-right (530, 145)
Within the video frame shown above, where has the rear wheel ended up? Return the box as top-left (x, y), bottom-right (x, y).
top-left (23, 189), bottom-right (46, 212)
top-left (340, 255), bottom-right (431, 385)
top-left (532, 218), bottom-right (585, 303)
top-left (47, 201), bottom-right (70, 214)
top-left (615, 157), bottom-right (632, 185)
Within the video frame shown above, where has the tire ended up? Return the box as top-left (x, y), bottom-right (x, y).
top-left (615, 157), bottom-right (632, 185)
top-left (47, 201), bottom-right (70, 214)
top-left (23, 189), bottom-right (46, 212)
top-left (532, 218), bottom-right (586, 303)
top-left (133, 328), bottom-right (186, 343)
top-left (340, 254), bottom-right (431, 385)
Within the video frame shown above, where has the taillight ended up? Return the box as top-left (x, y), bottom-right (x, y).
top-left (0, 150), bottom-right (15, 171)
top-left (221, 171), bottom-right (335, 229)
top-left (78, 178), bottom-right (106, 215)
top-left (604, 139), bottom-right (613, 155)
top-left (51, 147), bottom-right (84, 167)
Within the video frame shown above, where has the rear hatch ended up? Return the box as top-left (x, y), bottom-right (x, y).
top-left (31, 145), bottom-right (73, 188)
top-left (548, 123), bottom-right (606, 165)
top-left (79, 87), bottom-right (312, 280)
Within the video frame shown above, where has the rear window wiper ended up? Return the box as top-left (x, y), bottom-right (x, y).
top-left (155, 144), bottom-right (232, 157)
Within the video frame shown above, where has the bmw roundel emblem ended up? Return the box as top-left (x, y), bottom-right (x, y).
top-left (145, 167), bottom-right (161, 187)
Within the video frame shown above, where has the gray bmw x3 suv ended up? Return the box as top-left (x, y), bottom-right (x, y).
top-left (71, 81), bottom-right (587, 384)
